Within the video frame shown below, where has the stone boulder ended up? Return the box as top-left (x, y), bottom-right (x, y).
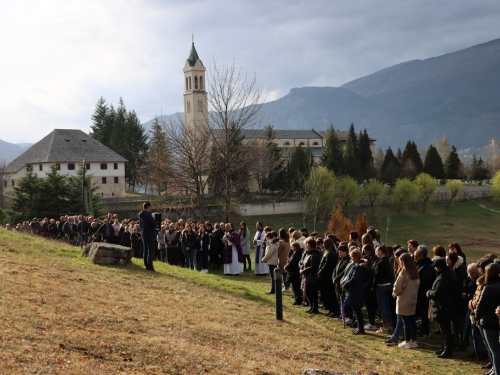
top-left (87, 242), bottom-right (133, 266)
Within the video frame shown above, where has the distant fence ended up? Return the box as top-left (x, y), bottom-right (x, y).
top-left (104, 187), bottom-right (492, 218)
top-left (101, 197), bottom-right (156, 204)
top-left (234, 201), bottom-right (304, 216)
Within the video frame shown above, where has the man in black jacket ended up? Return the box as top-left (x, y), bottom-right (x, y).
top-left (427, 257), bottom-right (459, 358)
top-left (318, 238), bottom-right (339, 316)
top-left (284, 242), bottom-right (304, 305)
top-left (333, 245), bottom-right (352, 320)
top-left (300, 238), bottom-right (322, 314)
top-left (415, 246), bottom-right (436, 338)
top-left (210, 223), bottom-right (224, 270)
top-left (139, 201), bottom-right (157, 272)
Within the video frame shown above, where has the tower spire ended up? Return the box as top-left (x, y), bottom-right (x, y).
top-left (187, 40), bottom-right (201, 67)
top-left (183, 40), bottom-right (207, 130)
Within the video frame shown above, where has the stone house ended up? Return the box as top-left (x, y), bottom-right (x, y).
top-left (4, 129), bottom-right (127, 198)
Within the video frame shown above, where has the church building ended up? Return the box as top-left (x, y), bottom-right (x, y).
top-left (181, 42), bottom-right (375, 191)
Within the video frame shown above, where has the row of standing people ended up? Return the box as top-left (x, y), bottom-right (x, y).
top-left (262, 226), bottom-right (500, 373)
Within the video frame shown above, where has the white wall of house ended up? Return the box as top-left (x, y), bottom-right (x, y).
top-left (5, 162), bottom-right (126, 198)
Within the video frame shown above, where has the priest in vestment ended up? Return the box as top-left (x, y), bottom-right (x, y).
top-left (223, 223), bottom-right (244, 275)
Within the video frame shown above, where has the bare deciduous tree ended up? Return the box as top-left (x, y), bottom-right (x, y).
top-left (161, 114), bottom-right (213, 221)
top-left (435, 135), bottom-right (451, 161)
top-left (206, 60), bottom-right (266, 221)
top-left (483, 137), bottom-right (500, 174)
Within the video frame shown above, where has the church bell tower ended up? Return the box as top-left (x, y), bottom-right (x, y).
top-left (183, 40), bottom-right (207, 130)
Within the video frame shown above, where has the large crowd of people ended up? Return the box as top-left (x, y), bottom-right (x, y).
top-left (5, 204), bottom-right (500, 374)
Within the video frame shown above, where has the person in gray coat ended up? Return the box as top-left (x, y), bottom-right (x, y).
top-left (239, 222), bottom-right (251, 271)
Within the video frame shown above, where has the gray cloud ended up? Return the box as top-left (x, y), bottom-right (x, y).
top-left (0, 0), bottom-right (499, 143)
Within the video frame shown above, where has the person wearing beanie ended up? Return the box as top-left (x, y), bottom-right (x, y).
top-left (426, 257), bottom-right (459, 358)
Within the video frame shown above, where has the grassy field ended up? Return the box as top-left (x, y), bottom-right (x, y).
top-left (0, 224), bottom-right (495, 374)
top-left (240, 198), bottom-right (500, 262)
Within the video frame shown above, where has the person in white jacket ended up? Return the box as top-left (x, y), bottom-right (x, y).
top-left (262, 231), bottom-right (279, 294)
top-left (253, 221), bottom-right (268, 275)
top-left (239, 222), bottom-right (251, 271)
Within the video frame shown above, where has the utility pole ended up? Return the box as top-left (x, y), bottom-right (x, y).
top-left (81, 158), bottom-right (86, 249)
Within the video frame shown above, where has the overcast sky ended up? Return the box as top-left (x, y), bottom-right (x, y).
top-left (1, 0), bottom-right (499, 144)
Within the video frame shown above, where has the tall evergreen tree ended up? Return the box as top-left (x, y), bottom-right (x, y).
top-left (227, 122), bottom-right (251, 194)
top-left (110, 98), bottom-right (128, 154)
top-left (470, 155), bottom-right (489, 182)
top-left (400, 140), bottom-right (423, 179)
top-left (143, 118), bottom-right (170, 195)
top-left (289, 145), bottom-right (312, 192)
top-left (262, 125), bottom-right (287, 194)
top-left (348, 123), bottom-right (359, 157)
top-left (90, 97), bottom-right (114, 147)
top-left (11, 169), bottom-right (41, 221)
top-left (342, 134), bottom-right (361, 180)
top-left (381, 147), bottom-right (400, 184)
top-left (35, 164), bottom-right (68, 218)
top-left (444, 146), bottom-right (461, 179)
top-left (319, 124), bottom-right (343, 175)
top-left (107, 99), bottom-right (149, 190)
top-left (423, 145), bottom-right (445, 179)
top-left (396, 147), bottom-right (402, 162)
top-left (358, 128), bottom-right (373, 179)
top-left (91, 97), bottom-right (148, 191)
top-left (125, 109), bottom-right (149, 191)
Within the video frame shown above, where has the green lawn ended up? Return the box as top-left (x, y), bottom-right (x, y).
top-left (241, 198), bottom-right (500, 262)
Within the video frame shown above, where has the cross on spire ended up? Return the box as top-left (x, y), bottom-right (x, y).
top-left (192, 34), bottom-right (194, 44)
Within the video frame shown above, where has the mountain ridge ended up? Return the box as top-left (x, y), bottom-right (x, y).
top-left (143, 37), bottom-right (500, 149)
top-left (4, 38), bottom-right (498, 154)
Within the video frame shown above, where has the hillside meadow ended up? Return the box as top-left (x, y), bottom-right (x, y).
top-left (240, 199), bottom-right (500, 262)
top-left (2, 199), bottom-right (499, 375)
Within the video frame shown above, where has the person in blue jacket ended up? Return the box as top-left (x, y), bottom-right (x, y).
top-left (342, 248), bottom-right (369, 335)
top-left (139, 201), bottom-right (157, 271)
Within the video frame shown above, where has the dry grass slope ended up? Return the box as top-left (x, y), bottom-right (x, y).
top-left (0, 230), bottom-right (485, 375)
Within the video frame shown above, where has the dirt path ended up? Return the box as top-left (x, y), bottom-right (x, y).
top-left (470, 200), bottom-right (500, 214)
